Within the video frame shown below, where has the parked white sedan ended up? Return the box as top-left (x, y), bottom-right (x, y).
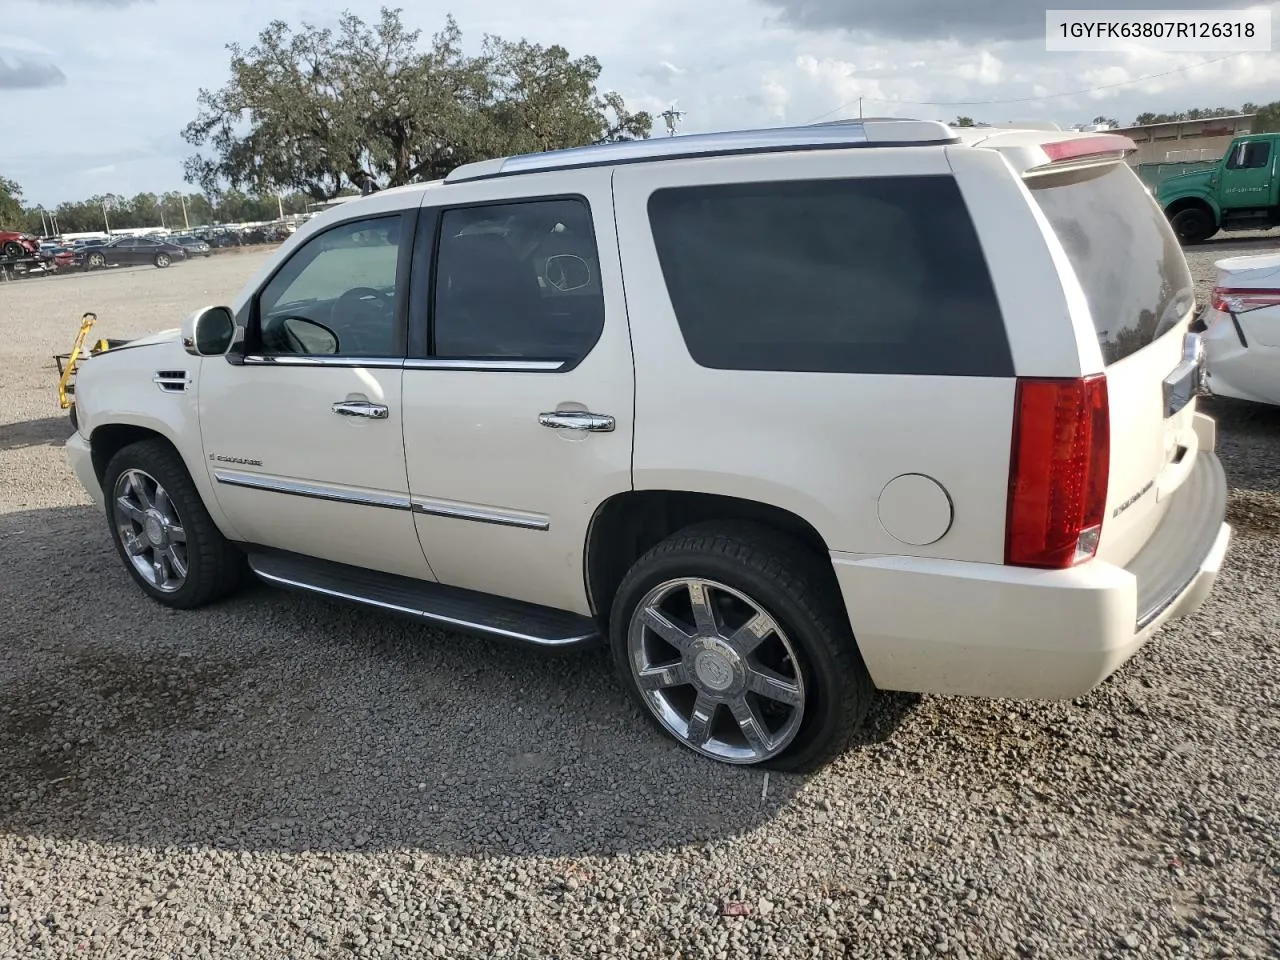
top-left (1202, 251), bottom-right (1280, 407)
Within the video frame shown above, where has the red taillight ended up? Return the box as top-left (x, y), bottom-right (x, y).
top-left (1005, 375), bottom-right (1110, 569)
top-left (1211, 285), bottom-right (1280, 313)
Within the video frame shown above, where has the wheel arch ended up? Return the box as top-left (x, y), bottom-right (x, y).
top-left (89, 422), bottom-right (174, 484)
top-left (88, 416), bottom-right (245, 543)
top-left (584, 489), bottom-right (837, 624)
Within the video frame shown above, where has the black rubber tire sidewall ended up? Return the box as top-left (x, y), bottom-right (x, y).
top-left (101, 438), bottom-right (244, 609)
top-left (1172, 208), bottom-right (1214, 244)
top-left (609, 522), bottom-right (873, 772)
top-left (155, 254), bottom-right (170, 268)
top-left (3, 242), bottom-right (23, 259)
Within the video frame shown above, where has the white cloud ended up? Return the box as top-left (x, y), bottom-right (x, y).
top-left (0, 0), bottom-right (1278, 203)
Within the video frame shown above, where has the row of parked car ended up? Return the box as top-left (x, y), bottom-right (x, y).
top-left (2, 222), bottom-right (293, 276)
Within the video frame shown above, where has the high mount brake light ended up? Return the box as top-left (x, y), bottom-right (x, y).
top-left (1005, 376), bottom-right (1110, 570)
top-left (1041, 135), bottom-right (1137, 164)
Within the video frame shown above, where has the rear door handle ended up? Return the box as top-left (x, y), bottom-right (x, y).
top-left (332, 400), bottom-right (389, 420)
top-left (538, 411), bottom-right (615, 432)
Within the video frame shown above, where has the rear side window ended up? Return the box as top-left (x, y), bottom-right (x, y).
top-left (646, 176), bottom-right (1012, 376)
top-left (1029, 163), bottom-right (1195, 365)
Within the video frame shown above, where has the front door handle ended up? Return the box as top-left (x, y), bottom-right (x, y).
top-left (332, 400), bottom-right (389, 420)
top-left (538, 411), bottom-right (615, 433)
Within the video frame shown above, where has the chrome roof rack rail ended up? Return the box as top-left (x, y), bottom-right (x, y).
top-left (444, 119), bottom-right (958, 184)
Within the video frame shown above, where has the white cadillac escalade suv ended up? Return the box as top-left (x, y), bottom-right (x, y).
top-left (65, 120), bottom-right (1232, 771)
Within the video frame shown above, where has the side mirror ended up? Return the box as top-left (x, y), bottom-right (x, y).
top-left (182, 305), bottom-right (237, 357)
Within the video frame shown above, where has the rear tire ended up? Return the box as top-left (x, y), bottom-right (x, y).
top-left (1171, 207), bottom-right (1215, 244)
top-left (2, 241), bottom-right (23, 259)
top-left (609, 521), bottom-right (874, 772)
top-left (102, 439), bottom-right (246, 609)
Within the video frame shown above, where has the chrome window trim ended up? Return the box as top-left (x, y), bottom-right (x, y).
top-left (213, 469), bottom-right (411, 511)
top-left (240, 355), bottom-right (406, 369)
top-left (411, 497), bottom-right (550, 530)
top-left (403, 358), bottom-right (566, 372)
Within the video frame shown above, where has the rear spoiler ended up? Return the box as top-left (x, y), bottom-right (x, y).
top-left (1022, 134), bottom-right (1137, 178)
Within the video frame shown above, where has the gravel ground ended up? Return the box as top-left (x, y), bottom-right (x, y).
top-left (1, 238), bottom-right (1279, 960)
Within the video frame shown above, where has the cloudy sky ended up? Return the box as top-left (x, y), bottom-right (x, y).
top-left (1, 0), bottom-right (1277, 205)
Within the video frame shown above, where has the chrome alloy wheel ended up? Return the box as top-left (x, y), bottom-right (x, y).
top-left (112, 468), bottom-right (188, 593)
top-left (627, 577), bottom-right (805, 764)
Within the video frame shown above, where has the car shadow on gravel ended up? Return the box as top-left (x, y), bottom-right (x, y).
top-left (0, 505), bottom-right (915, 857)
top-left (0, 416), bottom-right (73, 452)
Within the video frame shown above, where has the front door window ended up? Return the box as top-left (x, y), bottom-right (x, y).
top-left (254, 216), bottom-right (404, 359)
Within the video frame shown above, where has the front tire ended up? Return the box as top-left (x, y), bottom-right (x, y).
top-left (87, 252), bottom-right (106, 269)
top-left (2, 241), bottom-right (24, 259)
top-left (154, 253), bottom-right (171, 268)
top-left (1171, 207), bottom-right (1215, 244)
top-left (609, 521), bottom-right (874, 772)
top-left (102, 439), bottom-right (245, 609)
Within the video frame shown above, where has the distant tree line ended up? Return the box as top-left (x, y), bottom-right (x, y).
top-left (956, 101), bottom-right (1280, 131)
top-left (0, 182), bottom-right (331, 236)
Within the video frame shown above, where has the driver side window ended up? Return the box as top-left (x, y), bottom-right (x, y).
top-left (1226, 140), bottom-right (1271, 170)
top-left (255, 214), bottom-right (404, 358)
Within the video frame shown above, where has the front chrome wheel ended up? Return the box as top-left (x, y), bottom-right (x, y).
top-left (112, 468), bottom-right (188, 593)
top-left (627, 577), bottom-right (805, 764)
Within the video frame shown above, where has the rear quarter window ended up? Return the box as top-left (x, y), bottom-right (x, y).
top-left (646, 175), bottom-right (1012, 377)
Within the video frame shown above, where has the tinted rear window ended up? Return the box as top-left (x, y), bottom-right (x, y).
top-left (1028, 163), bottom-right (1195, 365)
top-left (646, 176), bottom-right (1012, 376)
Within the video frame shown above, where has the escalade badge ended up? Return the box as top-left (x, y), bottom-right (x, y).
top-left (1112, 479), bottom-right (1154, 519)
top-left (209, 453), bottom-right (263, 467)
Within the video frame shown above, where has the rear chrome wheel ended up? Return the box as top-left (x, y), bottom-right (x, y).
top-left (112, 468), bottom-right (188, 593)
top-left (611, 522), bottom-right (875, 771)
top-left (628, 577), bottom-right (807, 764)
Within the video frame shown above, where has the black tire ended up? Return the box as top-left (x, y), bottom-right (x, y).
top-left (154, 253), bottom-right (171, 268)
top-left (87, 252), bottom-right (106, 269)
top-left (2, 241), bottom-right (24, 259)
top-left (1171, 207), bottom-right (1216, 244)
top-left (609, 521), bottom-right (874, 773)
top-left (102, 439), bottom-right (245, 609)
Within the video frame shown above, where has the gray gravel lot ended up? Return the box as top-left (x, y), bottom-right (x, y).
top-left (1, 240), bottom-right (1279, 960)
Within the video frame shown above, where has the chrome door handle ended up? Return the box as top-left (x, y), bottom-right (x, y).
top-left (332, 400), bottom-right (389, 420)
top-left (538, 411), bottom-right (615, 433)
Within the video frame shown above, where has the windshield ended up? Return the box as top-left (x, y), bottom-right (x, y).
top-left (1029, 163), bottom-right (1195, 365)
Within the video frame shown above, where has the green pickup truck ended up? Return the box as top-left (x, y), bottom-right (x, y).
top-left (1157, 132), bottom-right (1279, 243)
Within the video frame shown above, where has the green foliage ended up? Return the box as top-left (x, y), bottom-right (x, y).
top-left (14, 189), bottom-right (322, 235)
top-left (0, 176), bottom-right (24, 230)
top-left (952, 116), bottom-right (976, 127)
top-left (1130, 103), bottom-right (1268, 126)
top-left (181, 7), bottom-right (651, 201)
top-left (1252, 102), bottom-right (1280, 133)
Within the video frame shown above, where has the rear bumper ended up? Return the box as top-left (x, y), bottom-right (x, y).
top-left (833, 450), bottom-right (1231, 700)
top-left (1202, 311), bottom-right (1280, 406)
